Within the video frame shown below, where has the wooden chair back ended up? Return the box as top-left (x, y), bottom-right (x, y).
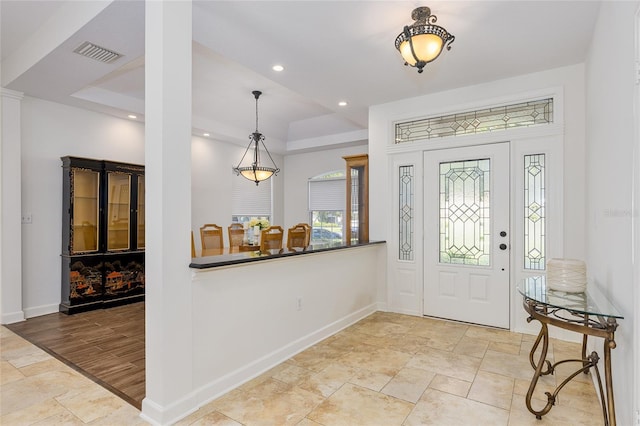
top-left (295, 223), bottom-right (312, 247)
top-left (287, 225), bottom-right (309, 251)
top-left (200, 224), bottom-right (223, 250)
top-left (191, 230), bottom-right (196, 257)
top-left (260, 226), bottom-right (284, 251)
top-left (228, 223), bottom-right (245, 250)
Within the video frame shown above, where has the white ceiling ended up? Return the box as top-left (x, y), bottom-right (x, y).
top-left (1, 0), bottom-right (601, 153)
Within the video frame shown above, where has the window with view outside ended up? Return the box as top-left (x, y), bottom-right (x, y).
top-left (310, 211), bottom-right (344, 246)
top-left (231, 216), bottom-right (270, 226)
top-left (309, 171), bottom-right (346, 248)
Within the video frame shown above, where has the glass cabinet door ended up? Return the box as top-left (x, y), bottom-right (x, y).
top-left (137, 175), bottom-right (145, 249)
top-left (72, 169), bottom-right (100, 253)
top-left (107, 172), bottom-right (131, 251)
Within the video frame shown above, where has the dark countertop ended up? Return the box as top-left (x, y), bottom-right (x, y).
top-left (189, 240), bottom-right (386, 269)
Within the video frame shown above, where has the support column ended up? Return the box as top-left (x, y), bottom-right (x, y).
top-left (1, 89), bottom-right (25, 324)
top-left (141, 1), bottom-right (193, 424)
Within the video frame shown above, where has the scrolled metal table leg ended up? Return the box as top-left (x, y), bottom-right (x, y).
top-left (525, 321), bottom-right (555, 419)
top-left (604, 334), bottom-right (616, 426)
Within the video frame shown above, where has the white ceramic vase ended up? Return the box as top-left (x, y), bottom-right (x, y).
top-left (546, 258), bottom-right (587, 293)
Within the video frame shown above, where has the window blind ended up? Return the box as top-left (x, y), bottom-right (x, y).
top-left (231, 171), bottom-right (272, 216)
top-left (309, 178), bottom-right (345, 211)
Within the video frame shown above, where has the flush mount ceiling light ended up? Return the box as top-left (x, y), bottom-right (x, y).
top-left (395, 6), bottom-right (455, 74)
top-left (233, 90), bottom-right (280, 186)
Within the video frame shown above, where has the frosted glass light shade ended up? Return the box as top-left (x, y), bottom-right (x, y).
top-left (240, 168), bottom-right (274, 182)
top-left (394, 7), bottom-right (454, 73)
top-left (399, 33), bottom-right (444, 65)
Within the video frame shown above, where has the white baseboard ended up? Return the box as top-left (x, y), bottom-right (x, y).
top-left (385, 307), bottom-right (422, 317)
top-left (375, 301), bottom-right (388, 312)
top-left (141, 393), bottom-right (200, 426)
top-left (1, 310), bottom-right (25, 324)
top-left (23, 303), bottom-right (59, 319)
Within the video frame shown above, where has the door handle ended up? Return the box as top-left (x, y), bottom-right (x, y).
top-left (499, 243), bottom-right (508, 250)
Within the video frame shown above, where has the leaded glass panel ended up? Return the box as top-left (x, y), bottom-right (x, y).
top-left (439, 159), bottom-right (491, 266)
top-left (349, 168), bottom-right (360, 244)
top-left (399, 165), bottom-right (414, 261)
top-left (395, 98), bottom-right (553, 144)
top-left (524, 154), bottom-right (545, 270)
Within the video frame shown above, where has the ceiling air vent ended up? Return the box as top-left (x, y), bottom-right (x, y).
top-left (73, 41), bottom-right (123, 64)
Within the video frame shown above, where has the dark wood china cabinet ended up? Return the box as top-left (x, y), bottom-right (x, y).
top-left (60, 156), bottom-right (145, 314)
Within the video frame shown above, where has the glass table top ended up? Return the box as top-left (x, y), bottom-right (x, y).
top-left (518, 276), bottom-right (623, 319)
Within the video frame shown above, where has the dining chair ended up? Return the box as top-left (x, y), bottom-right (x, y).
top-left (228, 223), bottom-right (245, 250)
top-left (191, 230), bottom-right (196, 257)
top-left (295, 223), bottom-right (312, 247)
top-left (260, 226), bottom-right (284, 252)
top-left (287, 225), bottom-right (309, 251)
top-left (200, 224), bottom-right (223, 251)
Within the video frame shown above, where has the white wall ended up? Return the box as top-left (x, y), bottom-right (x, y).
top-left (370, 64), bottom-right (587, 335)
top-left (1, 89), bottom-right (25, 324)
top-left (20, 97), bottom-right (144, 316)
top-left (584, 2), bottom-right (639, 425)
top-left (369, 64), bottom-right (587, 258)
top-left (188, 244), bottom-right (384, 424)
top-left (18, 97), bottom-right (286, 316)
top-left (17, 93), bottom-right (387, 424)
top-left (190, 135), bottom-right (284, 249)
top-left (282, 143), bottom-right (367, 228)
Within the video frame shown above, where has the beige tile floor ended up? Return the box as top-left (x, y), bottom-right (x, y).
top-left (1, 312), bottom-right (604, 425)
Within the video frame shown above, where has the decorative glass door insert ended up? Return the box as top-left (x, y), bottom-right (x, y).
top-left (424, 143), bottom-right (510, 329)
top-left (399, 165), bottom-right (414, 261)
top-left (439, 158), bottom-right (490, 266)
top-left (524, 154), bottom-right (545, 270)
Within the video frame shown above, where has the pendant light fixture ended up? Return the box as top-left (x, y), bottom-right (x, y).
top-left (233, 90), bottom-right (280, 185)
top-left (395, 6), bottom-right (455, 74)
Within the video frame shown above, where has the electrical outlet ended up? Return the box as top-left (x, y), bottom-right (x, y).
top-left (21, 213), bottom-right (32, 224)
top-left (296, 297), bottom-right (303, 311)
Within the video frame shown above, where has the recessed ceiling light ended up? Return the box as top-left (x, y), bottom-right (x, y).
top-left (128, 114), bottom-right (137, 119)
top-left (272, 64), bottom-right (284, 72)
top-left (203, 133), bottom-right (210, 137)
top-left (338, 101), bottom-right (348, 107)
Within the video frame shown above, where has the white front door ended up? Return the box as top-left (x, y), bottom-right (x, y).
top-left (424, 143), bottom-right (510, 328)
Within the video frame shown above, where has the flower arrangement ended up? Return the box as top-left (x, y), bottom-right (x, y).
top-left (248, 218), bottom-right (270, 229)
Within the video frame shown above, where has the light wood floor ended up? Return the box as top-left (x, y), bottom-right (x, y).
top-left (5, 302), bottom-right (145, 409)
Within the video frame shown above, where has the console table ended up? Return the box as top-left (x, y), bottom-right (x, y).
top-left (518, 276), bottom-right (623, 426)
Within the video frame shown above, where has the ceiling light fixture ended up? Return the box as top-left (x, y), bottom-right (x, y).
top-left (338, 101), bottom-right (348, 107)
top-left (203, 133), bottom-right (210, 137)
top-left (272, 64), bottom-right (284, 72)
top-left (128, 114), bottom-right (137, 119)
top-left (395, 6), bottom-right (454, 74)
top-left (233, 90), bottom-right (280, 186)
